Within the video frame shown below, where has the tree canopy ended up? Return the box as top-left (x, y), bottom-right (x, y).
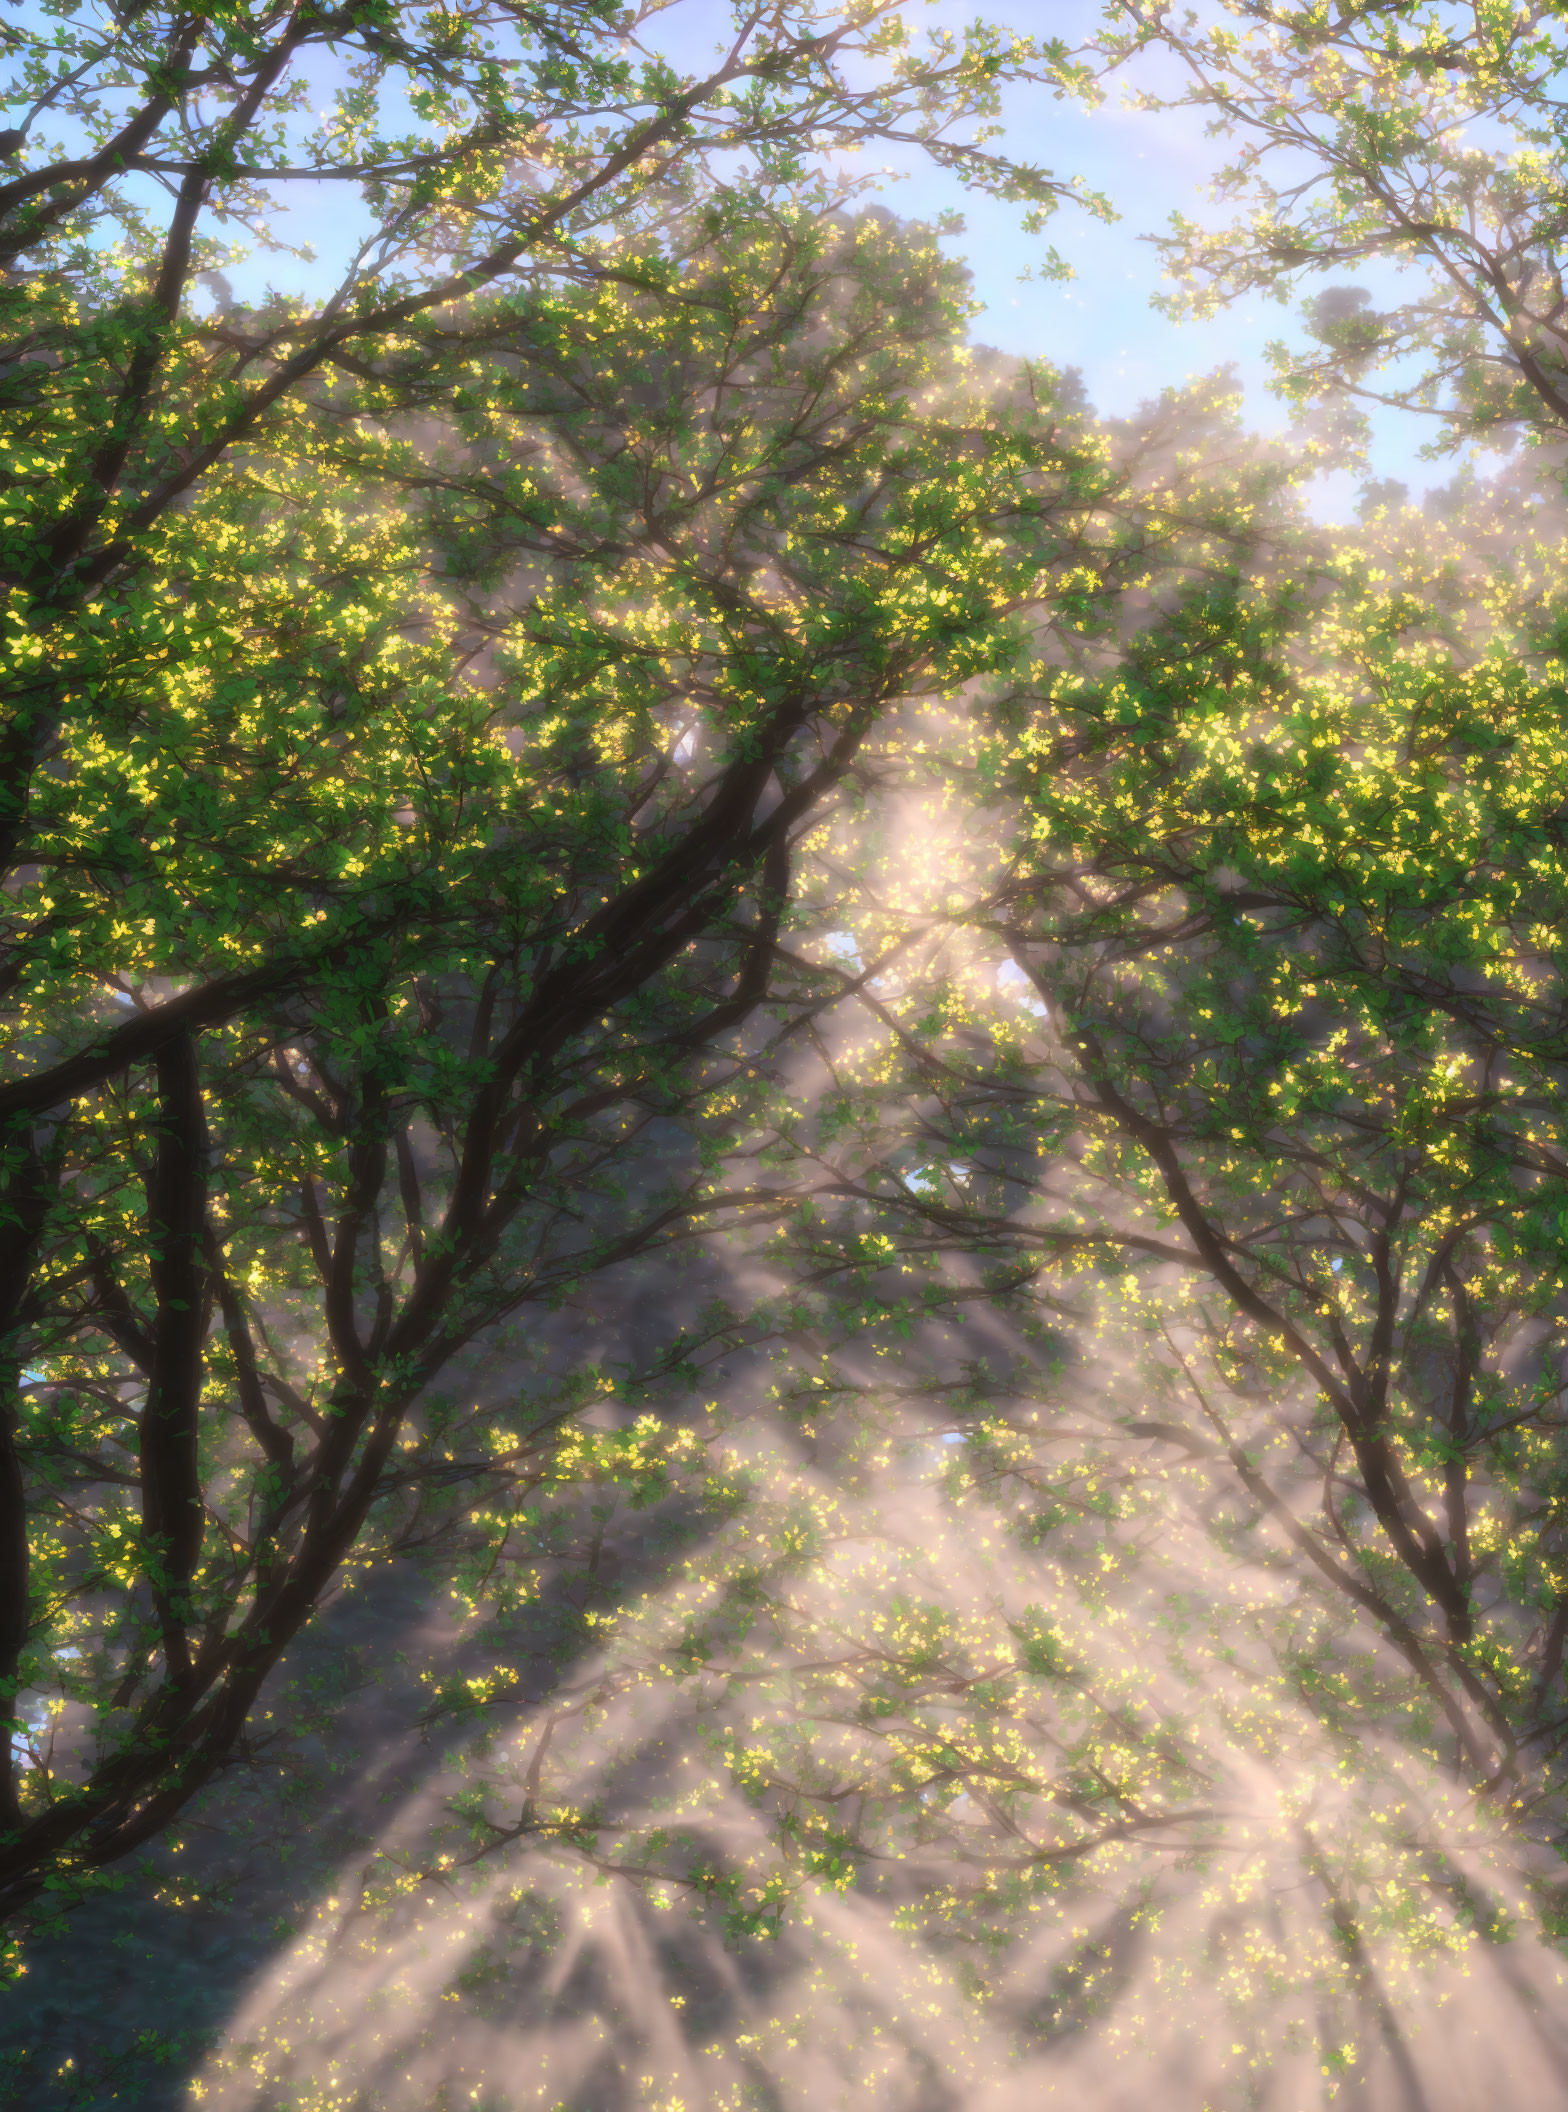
top-left (6, 5), bottom-right (1568, 2108)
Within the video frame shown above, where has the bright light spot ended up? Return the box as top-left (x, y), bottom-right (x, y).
top-left (997, 960), bottom-right (1046, 1015)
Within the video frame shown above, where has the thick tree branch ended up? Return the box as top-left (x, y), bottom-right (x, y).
top-left (138, 1027), bottom-right (210, 1689)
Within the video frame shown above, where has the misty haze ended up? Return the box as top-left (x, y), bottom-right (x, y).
top-left (4, 4), bottom-right (1568, 2108)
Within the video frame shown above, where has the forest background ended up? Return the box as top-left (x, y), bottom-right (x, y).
top-left (6, 2), bottom-right (1568, 2107)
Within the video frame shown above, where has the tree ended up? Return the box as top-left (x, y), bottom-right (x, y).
top-left (0, 0), bottom-right (1110, 1947)
top-left (764, 446), bottom-right (1568, 2044)
top-left (0, 199), bottom-right (1123, 1942)
top-left (1098, 0), bottom-right (1568, 455)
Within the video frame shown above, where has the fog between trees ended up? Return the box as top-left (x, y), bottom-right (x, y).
top-left (6, 4), bottom-right (1568, 2106)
